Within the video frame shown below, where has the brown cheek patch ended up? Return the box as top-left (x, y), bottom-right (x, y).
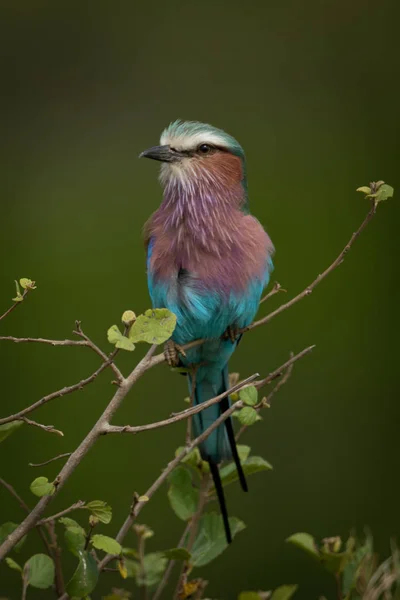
top-left (203, 152), bottom-right (243, 187)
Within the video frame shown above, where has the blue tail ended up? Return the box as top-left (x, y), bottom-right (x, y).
top-left (189, 365), bottom-right (248, 544)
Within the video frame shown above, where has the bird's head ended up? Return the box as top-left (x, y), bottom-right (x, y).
top-left (140, 120), bottom-right (247, 201)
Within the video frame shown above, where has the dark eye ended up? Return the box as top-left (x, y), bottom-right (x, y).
top-left (198, 143), bottom-right (212, 154)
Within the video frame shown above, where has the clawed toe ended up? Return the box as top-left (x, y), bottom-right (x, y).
top-left (223, 325), bottom-right (240, 343)
top-left (164, 340), bottom-right (186, 367)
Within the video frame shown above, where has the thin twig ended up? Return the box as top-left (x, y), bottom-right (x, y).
top-left (20, 416), bottom-right (64, 436)
top-left (0, 336), bottom-right (87, 346)
top-left (29, 453), bottom-right (72, 468)
top-left (0, 288), bottom-right (30, 322)
top-left (73, 321), bottom-right (123, 381)
top-left (260, 281), bottom-right (286, 304)
top-left (243, 202), bottom-right (377, 334)
top-left (101, 373), bottom-right (260, 436)
top-left (47, 521), bottom-right (65, 596)
top-left (0, 353), bottom-right (121, 426)
top-left (37, 501), bottom-right (85, 526)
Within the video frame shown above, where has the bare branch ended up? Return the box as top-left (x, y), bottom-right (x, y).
top-left (0, 336), bottom-right (87, 346)
top-left (29, 453), bottom-right (72, 468)
top-left (0, 352), bottom-right (121, 426)
top-left (37, 501), bottom-right (86, 526)
top-left (260, 281), bottom-right (286, 304)
top-left (20, 416), bottom-right (64, 436)
top-left (243, 202), bottom-right (377, 334)
top-left (254, 345), bottom-right (314, 388)
top-left (101, 372), bottom-right (259, 436)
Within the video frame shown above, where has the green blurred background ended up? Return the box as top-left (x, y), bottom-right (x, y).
top-left (0, 1), bottom-right (399, 598)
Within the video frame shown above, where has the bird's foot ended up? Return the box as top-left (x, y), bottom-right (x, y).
top-left (164, 340), bottom-right (186, 367)
top-left (223, 325), bottom-right (240, 343)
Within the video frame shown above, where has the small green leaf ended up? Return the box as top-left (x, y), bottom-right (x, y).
top-left (374, 183), bottom-right (394, 203)
top-left (216, 456), bottom-right (273, 491)
top-left (12, 279), bottom-right (23, 302)
top-left (107, 325), bottom-right (135, 351)
top-left (124, 558), bottom-right (139, 578)
top-left (235, 406), bottom-right (260, 426)
top-left (286, 532), bottom-right (319, 559)
top-left (163, 547), bottom-right (192, 561)
top-left (239, 385), bottom-right (258, 406)
top-left (121, 310), bottom-right (136, 325)
top-left (238, 593), bottom-right (262, 600)
top-left (237, 445), bottom-right (251, 462)
top-left (137, 552), bottom-right (167, 587)
top-left (167, 466), bottom-right (199, 521)
top-left (24, 554), bottom-right (55, 589)
top-left (30, 477), bottom-right (55, 497)
top-left (129, 308), bottom-right (177, 345)
top-left (271, 584), bottom-right (298, 600)
top-left (20, 278), bottom-right (36, 290)
top-left (91, 534), bottom-right (122, 556)
top-left (191, 513), bottom-right (246, 567)
top-left (0, 522), bottom-right (27, 553)
top-left (0, 420), bottom-right (23, 443)
top-left (5, 557), bottom-right (22, 572)
top-left (84, 500), bottom-right (112, 524)
top-left (356, 186), bottom-right (371, 195)
top-left (65, 527), bottom-right (86, 556)
top-left (66, 550), bottom-right (98, 597)
top-left (174, 446), bottom-right (202, 469)
top-left (59, 517), bottom-right (85, 532)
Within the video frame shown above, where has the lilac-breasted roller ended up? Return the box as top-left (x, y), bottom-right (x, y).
top-left (140, 121), bottom-right (274, 542)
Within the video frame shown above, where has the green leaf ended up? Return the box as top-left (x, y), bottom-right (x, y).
top-left (271, 584), bottom-right (298, 600)
top-left (129, 308), bottom-right (177, 345)
top-left (0, 420), bottom-right (23, 443)
top-left (137, 552), bottom-right (168, 587)
top-left (107, 325), bottom-right (135, 351)
top-left (174, 446), bottom-right (202, 469)
top-left (374, 183), bottom-right (394, 203)
top-left (84, 500), bottom-right (112, 524)
top-left (0, 522), bottom-right (27, 553)
top-left (65, 527), bottom-right (86, 556)
top-left (20, 278), bottom-right (36, 290)
top-left (235, 406), bottom-right (261, 426)
top-left (30, 476), bottom-right (55, 497)
top-left (24, 554), bottom-right (55, 589)
top-left (356, 186), bottom-right (371, 195)
top-left (217, 456), bottom-right (273, 491)
top-left (237, 445), bottom-right (251, 462)
top-left (121, 310), bottom-right (136, 325)
top-left (66, 550), bottom-right (98, 598)
top-left (191, 513), bottom-right (246, 567)
top-left (163, 547), bottom-right (192, 561)
top-left (91, 534), bottom-right (122, 556)
top-left (343, 535), bottom-right (373, 597)
top-left (239, 386), bottom-right (258, 406)
top-left (5, 557), bottom-right (22, 572)
top-left (286, 533), bottom-right (319, 560)
top-left (238, 593), bottom-right (262, 600)
top-left (167, 466), bottom-right (199, 521)
top-left (59, 517), bottom-right (85, 532)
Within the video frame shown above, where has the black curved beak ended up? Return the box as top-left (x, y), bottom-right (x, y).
top-left (139, 145), bottom-right (182, 163)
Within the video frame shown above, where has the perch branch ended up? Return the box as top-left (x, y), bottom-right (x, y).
top-left (37, 501), bottom-right (86, 526)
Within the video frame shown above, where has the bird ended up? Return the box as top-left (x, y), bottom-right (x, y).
top-left (140, 120), bottom-right (274, 543)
